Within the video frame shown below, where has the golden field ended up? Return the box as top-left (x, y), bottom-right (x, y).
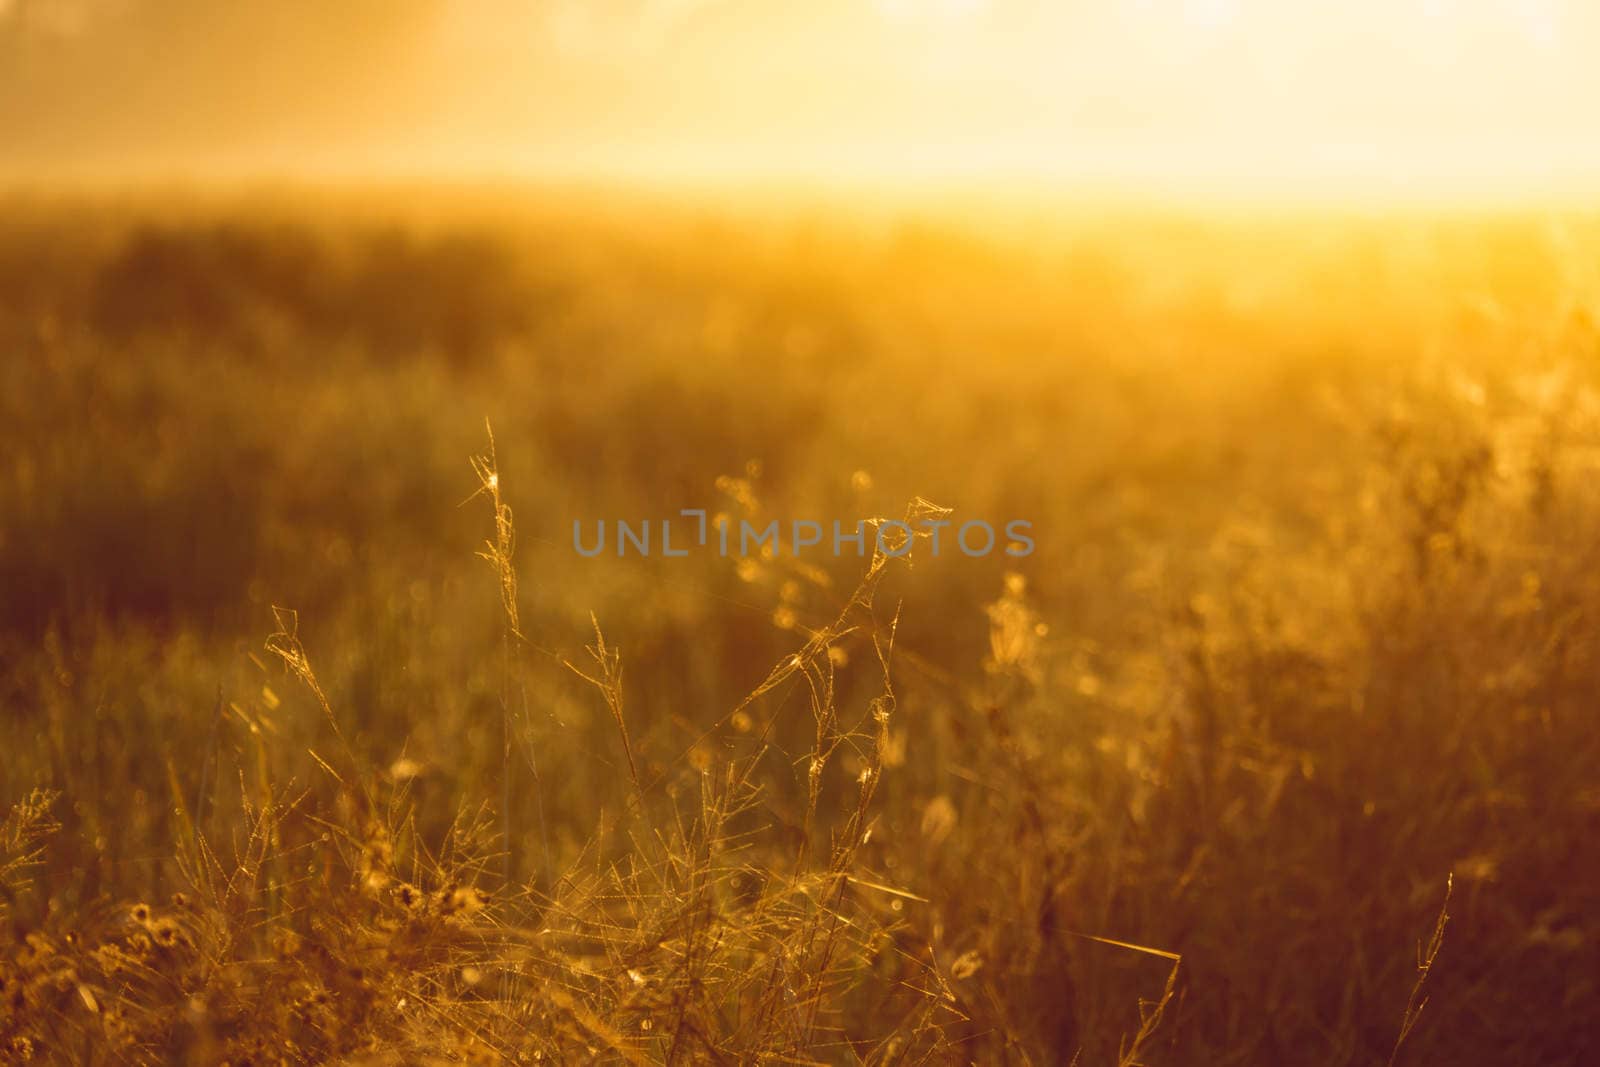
top-left (2, 189), bottom-right (1598, 1063)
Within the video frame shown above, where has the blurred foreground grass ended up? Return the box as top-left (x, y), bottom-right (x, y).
top-left (2, 189), bottom-right (1598, 1063)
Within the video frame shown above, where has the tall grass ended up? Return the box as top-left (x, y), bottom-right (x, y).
top-left (3, 194), bottom-right (1599, 1062)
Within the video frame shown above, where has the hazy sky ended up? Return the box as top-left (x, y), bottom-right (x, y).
top-left (2, 0), bottom-right (1597, 199)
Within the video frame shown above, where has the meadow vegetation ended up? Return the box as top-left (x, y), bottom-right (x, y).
top-left (1, 188), bottom-right (1597, 1063)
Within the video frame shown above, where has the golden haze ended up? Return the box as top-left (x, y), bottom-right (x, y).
top-left (0, 0), bottom-right (1598, 202)
top-left (1, 3), bottom-right (1599, 1065)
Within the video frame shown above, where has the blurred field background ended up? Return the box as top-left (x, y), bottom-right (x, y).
top-left (2, 185), bottom-right (1598, 1063)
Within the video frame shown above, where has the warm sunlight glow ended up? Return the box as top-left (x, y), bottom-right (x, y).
top-left (6, 4), bottom-right (1600, 1063)
top-left (1, 0), bottom-right (1597, 201)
